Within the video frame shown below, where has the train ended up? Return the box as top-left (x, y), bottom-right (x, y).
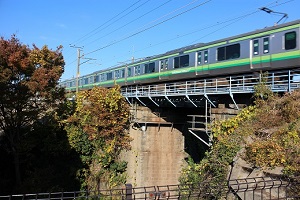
top-left (60, 19), bottom-right (300, 91)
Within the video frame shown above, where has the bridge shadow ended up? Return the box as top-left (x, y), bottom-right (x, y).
top-left (143, 106), bottom-right (211, 163)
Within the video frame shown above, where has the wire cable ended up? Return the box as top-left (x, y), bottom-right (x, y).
top-left (84, 0), bottom-right (212, 56)
top-left (70, 0), bottom-right (144, 45)
top-left (84, 0), bottom-right (173, 47)
top-left (63, 0), bottom-right (294, 79)
top-left (103, 0), bottom-right (294, 66)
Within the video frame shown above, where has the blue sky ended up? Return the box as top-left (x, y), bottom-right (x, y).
top-left (1, 0), bottom-right (299, 81)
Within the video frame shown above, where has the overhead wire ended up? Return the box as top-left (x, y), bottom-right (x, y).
top-left (83, 0), bottom-right (174, 47)
top-left (77, 0), bottom-right (152, 47)
top-left (105, 9), bottom-right (261, 64)
top-left (64, 0), bottom-right (148, 74)
top-left (84, 0), bottom-right (212, 56)
top-left (70, 0), bottom-right (144, 45)
top-left (132, 0), bottom-right (201, 34)
top-left (64, 0), bottom-right (294, 79)
top-left (63, 0), bottom-right (204, 77)
top-left (104, 0), bottom-right (294, 65)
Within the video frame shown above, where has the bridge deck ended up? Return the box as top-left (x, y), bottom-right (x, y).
top-left (121, 69), bottom-right (300, 99)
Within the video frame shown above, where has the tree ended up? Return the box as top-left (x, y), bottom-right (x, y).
top-left (0, 35), bottom-right (65, 190)
top-left (65, 86), bottom-right (131, 190)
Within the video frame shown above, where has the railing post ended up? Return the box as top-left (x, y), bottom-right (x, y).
top-left (125, 183), bottom-right (133, 200)
top-left (288, 70), bottom-right (291, 92)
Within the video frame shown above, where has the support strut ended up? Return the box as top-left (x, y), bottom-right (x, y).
top-left (185, 95), bottom-right (197, 107)
top-left (148, 96), bottom-right (159, 107)
top-left (136, 97), bottom-right (146, 106)
top-left (165, 96), bottom-right (176, 107)
top-left (188, 130), bottom-right (211, 147)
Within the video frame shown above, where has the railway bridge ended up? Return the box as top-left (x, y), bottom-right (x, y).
top-left (118, 68), bottom-right (300, 187)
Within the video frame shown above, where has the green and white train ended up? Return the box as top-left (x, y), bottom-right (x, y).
top-left (61, 19), bottom-right (300, 91)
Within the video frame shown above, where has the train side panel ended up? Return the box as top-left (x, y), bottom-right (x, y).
top-left (60, 20), bottom-right (300, 91)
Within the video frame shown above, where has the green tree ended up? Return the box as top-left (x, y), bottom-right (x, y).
top-left (65, 86), bottom-right (131, 190)
top-left (0, 35), bottom-right (65, 190)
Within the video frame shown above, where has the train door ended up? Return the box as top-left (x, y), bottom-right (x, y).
top-left (195, 50), bottom-right (209, 76)
top-left (250, 37), bottom-right (271, 69)
top-left (159, 58), bottom-right (169, 80)
top-left (134, 65), bottom-right (141, 84)
top-left (124, 66), bottom-right (130, 85)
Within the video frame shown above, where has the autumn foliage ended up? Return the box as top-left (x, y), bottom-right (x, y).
top-left (0, 35), bottom-right (65, 193)
top-left (180, 85), bottom-right (300, 196)
top-left (65, 86), bottom-right (131, 190)
top-left (245, 90), bottom-right (300, 175)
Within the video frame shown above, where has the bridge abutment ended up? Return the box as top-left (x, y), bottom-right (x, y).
top-left (123, 106), bottom-right (187, 186)
top-left (122, 100), bottom-right (248, 186)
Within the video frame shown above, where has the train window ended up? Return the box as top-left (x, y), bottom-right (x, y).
top-left (164, 59), bottom-right (168, 70)
top-left (89, 77), bottom-right (93, 83)
top-left (217, 47), bottom-right (225, 61)
top-left (217, 44), bottom-right (240, 61)
top-left (197, 51), bottom-right (202, 65)
top-left (115, 70), bottom-right (119, 79)
top-left (84, 78), bottom-right (88, 84)
top-left (94, 75), bottom-right (99, 83)
top-left (128, 68), bottom-right (132, 77)
top-left (121, 69), bottom-right (125, 78)
top-left (144, 62), bottom-right (155, 74)
top-left (174, 55), bottom-right (189, 68)
top-left (263, 37), bottom-right (269, 53)
top-left (285, 31), bottom-right (296, 50)
top-left (160, 59), bottom-right (168, 71)
top-left (135, 65), bottom-right (141, 75)
top-left (174, 57), bottom-right (179, 68)
top-left (227, 44), bottom-right (240, 59)
top-left (204, 50), bottom-right (208, 63)
top-left (160, 60), bottom-right (164, 71)
top-left (107, 72), bottom-right (113, 80)
top-left (101, 74), bottom-right (105, 81)
top-left (253, 39), bottom-right (259, 55)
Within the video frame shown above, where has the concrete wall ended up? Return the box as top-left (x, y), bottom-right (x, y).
top-left (122, 104), bottom-right (242, 187)
top-left (122, 106), bottom-right (187, 187)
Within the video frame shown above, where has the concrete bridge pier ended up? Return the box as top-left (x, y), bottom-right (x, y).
top-left (123, 106), bottom-right (187, 187)
top-left (122, 100), bottom-right (246, 187)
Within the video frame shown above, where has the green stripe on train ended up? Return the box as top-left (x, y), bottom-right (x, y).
top-left (184, 24), bottom-right (300, 54)
top-left (66, 50), bottom-right (300, 90)
top-left (230, 24), bottom-right (300, 43)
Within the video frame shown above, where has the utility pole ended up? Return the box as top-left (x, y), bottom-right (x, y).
top-left (76, 48), bottom-right (81, 94)
top-left (70, 45), bottom-right (83, 94)
top-left (70, 45), bottom-right (98, 94)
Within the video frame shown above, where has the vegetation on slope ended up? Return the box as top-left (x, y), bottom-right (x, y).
top-left (0, 35), bottom-right (131, 194)
top-left (64, 86), bottom-right (132, 190)
top-left (179, 82), bottom-right (300, 189)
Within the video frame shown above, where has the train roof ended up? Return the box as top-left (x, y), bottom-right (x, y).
top-left (64, 19), bottom-right (300, 81)
top-left (202, 19), bottom-right (300, 47)
top-left (121, 19), bottom-right (300, 67)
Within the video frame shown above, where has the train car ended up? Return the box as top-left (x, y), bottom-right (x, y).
top-left (61, 19), bottom-right (300, 91)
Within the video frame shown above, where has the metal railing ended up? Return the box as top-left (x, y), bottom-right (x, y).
top-left (1, 177), bottom-right (299, 200)
top-left (121, 69), bottom-right (300, 98)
